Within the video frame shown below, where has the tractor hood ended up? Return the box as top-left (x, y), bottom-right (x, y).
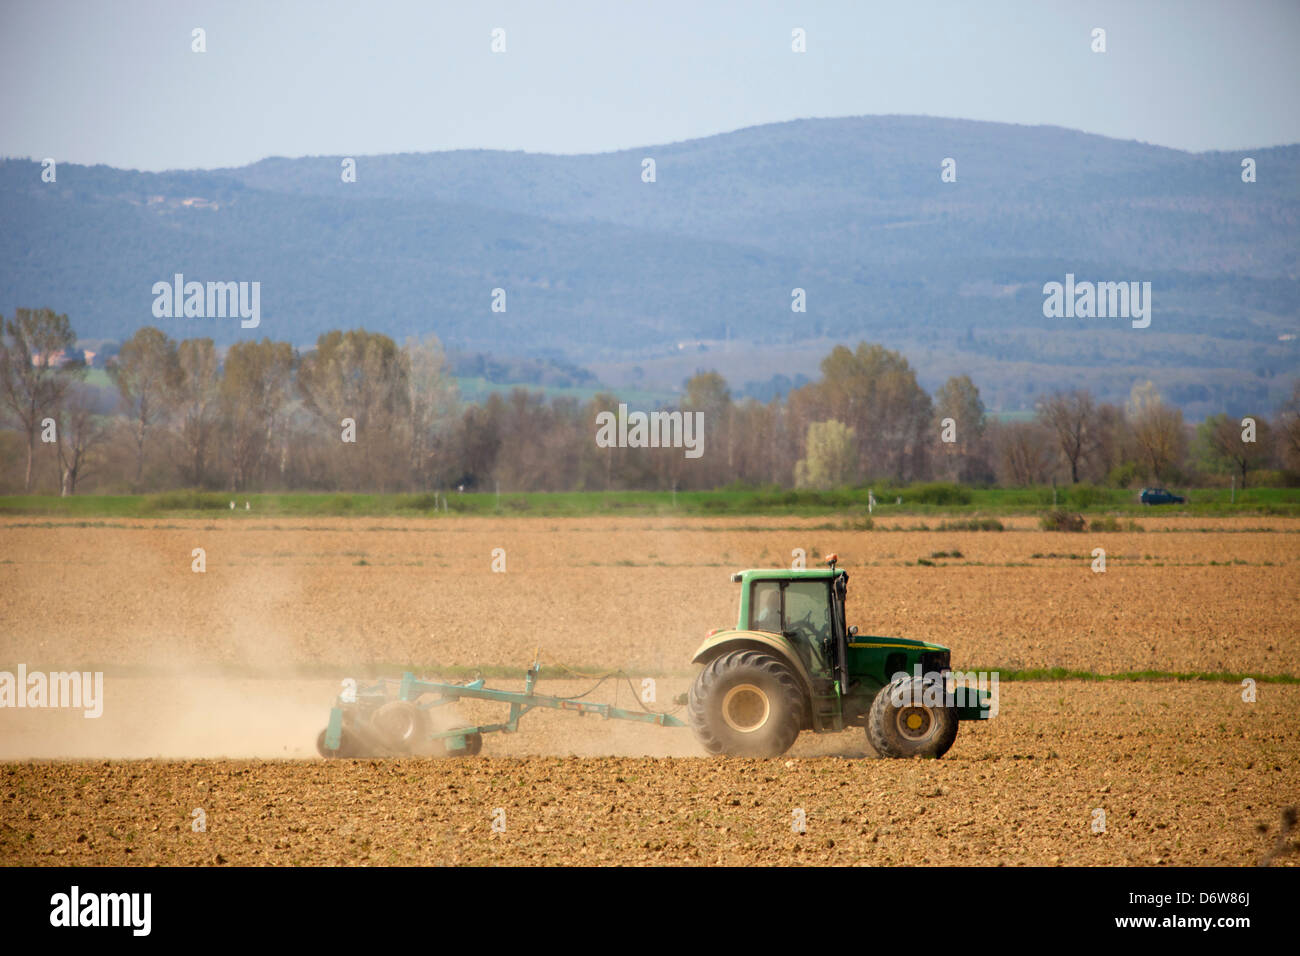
top-left (847, 635), bottom-right (950, 654)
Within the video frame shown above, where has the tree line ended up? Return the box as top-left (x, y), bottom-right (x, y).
top-left (2, 308), bottom-right (1298, 496)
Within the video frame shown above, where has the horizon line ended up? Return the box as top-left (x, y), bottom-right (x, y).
top-left (5, 113), bottom-right (1298, 175)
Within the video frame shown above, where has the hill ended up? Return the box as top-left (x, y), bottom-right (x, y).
top-left (2, 116), bottom-right (1296, 415)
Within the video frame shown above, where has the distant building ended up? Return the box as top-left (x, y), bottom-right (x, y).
top-left (31, 349), bottom-right (67, 367)
top-left (29, 349), bottom-right (92, 368)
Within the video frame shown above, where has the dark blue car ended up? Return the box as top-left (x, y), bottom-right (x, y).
top-left (1139, 487), bottom-right (1185, 505)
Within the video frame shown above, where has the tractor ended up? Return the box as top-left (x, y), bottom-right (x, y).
top-left (687, 554), bottom-right (990, 758)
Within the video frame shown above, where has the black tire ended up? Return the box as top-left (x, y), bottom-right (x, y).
top-left (439, 730), bottom-right (483, 757)
top-left (316, 726), bottom-right (363, 759)
top-left (688, 649), bottom-right (806, 757)
top-left (866, 677), bottom-right (958, 759)
top-left (370, 700), bottom-right (431, 752)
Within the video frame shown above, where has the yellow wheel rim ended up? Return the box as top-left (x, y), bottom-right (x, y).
top-left (896, 706), bottom-right (934, 741)
top-left (722, 683), bottom-right (771, 733)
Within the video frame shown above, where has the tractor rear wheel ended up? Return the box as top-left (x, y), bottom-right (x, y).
top-left (688, 650), bottom-right (806, 757)
top-left (866, 677), bottom-right (958, 758)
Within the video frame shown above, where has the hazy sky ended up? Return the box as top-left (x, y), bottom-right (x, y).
top-left (2, 0), bottom-right (1297, 171)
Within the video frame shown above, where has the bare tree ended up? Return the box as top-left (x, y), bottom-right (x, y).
top-left (493, 388), bottom-right (581, 492)
top-left (1128, 382), bottom-right (1187, 484)
top-left (171, 338), bottom-right (221, 486)
top-left (109, 326), bottom-right (180, 487)
top-left (452, 393), bottom-right (505, 492)
top-left (579, 391), bottom-right (627, 491)
top-left (1195, 413), bottom-right (1273, 488)
top-left (1088, 402), bottom-right (1129, 484)
top-left (729, 398), bottom-right (783, 488)
top-left (55, 385), bottom-right (109, 496)
top-left (0, 308), bottom-right (82, 491)
top-left (993, 420), bottom-right (1056, 486)
top-left (1278, 380), bottom-right (1300, 472)
top-left (404, 334), bottom-right (458, 490)
top-left (935, 374), bottom-right (988, 482)
top-left (682, 371), bottom-right (733, 489)
top-left (221, 339), bottom-right (295, 491)
top-left (1036, 389), bottom-right (1098, 483)
top-left (297, 329), bottom-right (408, 489)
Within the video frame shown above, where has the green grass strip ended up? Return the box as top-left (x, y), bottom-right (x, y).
top-left (0, 487), bottom-right (1297, 519)
top-left (983, 667), bottom-right (1298, 684)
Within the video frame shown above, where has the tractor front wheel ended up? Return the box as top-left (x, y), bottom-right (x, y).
top-left (688, 650), bottom-right (806, 757)
top-left (866, 677), bottom-right (958, 758)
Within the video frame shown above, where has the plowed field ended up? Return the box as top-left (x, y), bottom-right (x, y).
top-left (1, 515), bottom-right (1296, 865)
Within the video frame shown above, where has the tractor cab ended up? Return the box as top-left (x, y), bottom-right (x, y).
top-left (741, 557), bottom-right (850, 697)
top-left (748, 556), bottom-right (847, 691)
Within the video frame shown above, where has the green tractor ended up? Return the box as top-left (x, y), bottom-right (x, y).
top-left (688, 555), bottom-right (991, 758)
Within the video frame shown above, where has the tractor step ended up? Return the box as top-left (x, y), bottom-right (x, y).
top-left (810, 688), bottom-right (843, 732)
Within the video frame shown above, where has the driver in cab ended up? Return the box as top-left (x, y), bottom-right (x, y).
top-left (752, 587), bottom-right (782, 633)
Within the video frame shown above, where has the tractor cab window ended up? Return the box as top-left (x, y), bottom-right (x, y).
top-left (750, 582), bottom-right (783, 634)
top-left (748, 580), bottom-right (832, 639)
top-left (748, 579), bottom-right (833, 678)
top-left (784, 581), bottom-right (831, 644)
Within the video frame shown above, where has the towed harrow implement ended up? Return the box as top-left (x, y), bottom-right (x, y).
top-left (316, 659), bottom-right (685, 759)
